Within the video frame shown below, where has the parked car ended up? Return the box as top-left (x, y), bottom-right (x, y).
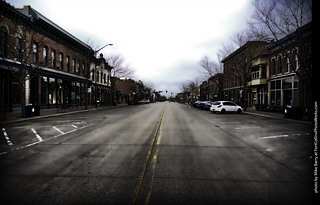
top-left (192, 101), bottom-right (200, 108)
top-left (139, 99), bottom-right (150, 104)
top-left (204, 101), bottom-right (214, 110)
top-left (210, 101), bottom-right (242, 113)
top-left (197, 101), bottom-right (209, 109)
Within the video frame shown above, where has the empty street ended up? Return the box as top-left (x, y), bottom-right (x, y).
top-left (0, 102), bottom-right (312, 204)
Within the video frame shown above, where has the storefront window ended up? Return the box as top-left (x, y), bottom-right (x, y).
top-left (63, 81), bottom-right (70, 104)
top-left (57, 79), bottom-right (63, 104)
top-left (282, 77), bottom-right (292, 89)
top-left (276, 80), bottom-right (281, 89)
top-left (48, 77), bottom-right (56, 104)
top-left (293, 77), bottom-right (298, 88)
top-left (41, 76), bottom-right (48, 105)
top-left (71, 82), bottom-right (80, 105)
top-left (276, 90), bottom-right (281, 106)
top-left (80, 83), bottom-right (86, 105)
top-left (271, 91), bottom-right (275, 105)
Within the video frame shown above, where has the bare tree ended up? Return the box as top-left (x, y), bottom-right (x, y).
top-left (199, 55), bottom-right (221, 79)
top-left (247, 0), bottom-right (312, 41)
top-left (106, 54), bottom-right (135, 78)
top-left (3, 22), bottom-right (51, 117)
top-left (248, 0), bottom-right (312, 119)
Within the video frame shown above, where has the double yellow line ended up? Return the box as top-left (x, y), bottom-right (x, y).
top-left (130, 104), bottom-right (166, 204)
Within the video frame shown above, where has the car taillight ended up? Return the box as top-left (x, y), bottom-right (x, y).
top-left (217, 105), bottom-right (222, 108)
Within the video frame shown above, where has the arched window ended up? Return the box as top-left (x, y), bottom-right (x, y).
top-left (96, 71), bottom-right (99, 82)
top-left (16, 33), bottom-right (23, 60)
top-left (0, 26), bottom-right (8, 57)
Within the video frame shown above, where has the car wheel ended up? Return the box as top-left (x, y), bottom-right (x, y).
top-left (237, 109), bottom-right (242, 114)
top-left (220, 109), bottom-right (226, 114)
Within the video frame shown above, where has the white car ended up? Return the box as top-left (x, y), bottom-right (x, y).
top-left (139, 99), bottom-right (150, 104)
top-left (210, 101), bottom-right (242, 113)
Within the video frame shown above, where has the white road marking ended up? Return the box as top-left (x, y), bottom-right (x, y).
top-left (259, 133), bottom-right (305, 140)
top-left (71, 125), bottom-right (78, 128)
top-left (31, 128), bottom-right (43, 142)
top-left (52, 126), bottom-right (65, 134)
top-left (235, 126), bottom-right (260, 129)
top-left (259, 135), bottom-right (289, 139)
top-left (2, 128), bottom-right (13, 146)
top-left (0, 124), bottom-right (92, 156)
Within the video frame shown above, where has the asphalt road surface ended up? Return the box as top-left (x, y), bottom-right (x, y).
top-left (0, 102), bottom-right (312, 204)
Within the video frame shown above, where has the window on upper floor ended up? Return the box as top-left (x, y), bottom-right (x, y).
top-left (293, 49), bottom-right (299, 71)
top-left (278, 55), bottom-right (282, 74)
top-left (285, 54), bottom-right (290, 73)
top-left (33, 43), bottom-right (38, 63)
top-left (91, 69), bottom-right (95, 81)
top-left (82, 63), bottom-right (85, 74)
top-left (73, 58), bottom-right (76, 73)
top-left (66, 56), bottom-right (70, 72)
top-left (43, 46), bottom-right (48, 66)
top-left (271, 58), bottom-right (276, 75)
top-left (261, 64), bottom-right (266, 78)
top-left (59, 53), bottom-right (63, 70)
top-left (0, 26), bottom-right (8, 58)
top-left (96, 71), bottom-right (99, 83)
top-left (78, 61), bottom-right (81, 75)
top-left (16, 34), bottom-right (23, 61)
top-left (51, 50), bottom-right (56, 68)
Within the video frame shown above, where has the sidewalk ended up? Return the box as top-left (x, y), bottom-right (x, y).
top-left (0, 104), bottom-right (128, 125)
top-left (243, 107), bottom-right (311, 124)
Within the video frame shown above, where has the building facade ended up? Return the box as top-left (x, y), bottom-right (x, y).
top-left (266, 22), bottom-right (312, 118)
top-left (1, 2), bottom-right (94, 118)
top-left (89, 54), bottom-right (112, 106)
top-left (247, 54), bottom-right (269, 110)
top-left (222, 41), bottom-right (269, 107)
top-left (208, 73), bottom-right (224, 101)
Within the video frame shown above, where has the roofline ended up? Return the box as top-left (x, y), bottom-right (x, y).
top-left (266, 21), bottom-right (312, 52)
top-left (221, 41), bottom-right (267, 63)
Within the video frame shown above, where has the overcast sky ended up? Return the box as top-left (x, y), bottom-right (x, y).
top-left (7, 0), bottom-right (254, 95)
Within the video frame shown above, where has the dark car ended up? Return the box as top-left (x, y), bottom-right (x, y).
top-left (204, 101), bottom-right (214, 110)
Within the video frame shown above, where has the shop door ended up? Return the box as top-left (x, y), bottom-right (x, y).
top-left (283, 90), bottom-right (292, 106)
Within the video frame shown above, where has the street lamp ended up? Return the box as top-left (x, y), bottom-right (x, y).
top-left (94, 44), bottom-right (113, 108)
top-left (94, 44), bottom-right (113, 57)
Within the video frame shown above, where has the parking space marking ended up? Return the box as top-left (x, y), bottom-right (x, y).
top-left (259, 135), bottom-right (289, 139)
top-left (235, 126), bottom-right (260, 129)
top-left (2, 128), bottom-right (13, 146)
top-left (31, 128), bottom-right (43, 142)
top-left (52, 126), bottom-right (65, 134)
top-left (259, 133), bottom-right (305, 140)
top-left (71, 125), bottom-right (78, 129)
top-left (0, 123), bottom-right (92, 156)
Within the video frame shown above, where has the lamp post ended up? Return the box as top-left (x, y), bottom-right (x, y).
top-left (94, 44), bottom-right (113, 108)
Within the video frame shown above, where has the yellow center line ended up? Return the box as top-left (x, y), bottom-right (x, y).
top-left (130, 104), bottom-right (167, 205)
top-left (145, 110), bottom-right (166, 204)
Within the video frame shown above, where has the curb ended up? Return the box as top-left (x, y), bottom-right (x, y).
top-left (243, 111), bottom-right (312, 125)
top-left (0, 105), bottom-right (128, 125)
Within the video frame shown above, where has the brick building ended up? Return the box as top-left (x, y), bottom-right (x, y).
top-left (199, 81), bottom-right (208, 101)
top-left (266, 22), bottom-right (312, 119)
top-left (208, 73), bottom-right (224, 101)
top-left (222, 41), bottom-right (269, 108)
top-left (112, 78), bottom-right (137, 104)
top-left (0, 2), bottom-right (93, 118)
